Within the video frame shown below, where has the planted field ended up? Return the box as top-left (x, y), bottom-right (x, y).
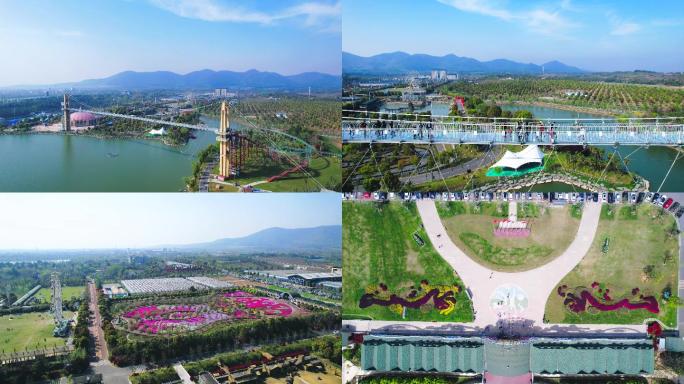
top-left (342, 202), bottom-right (473, 322)
top-left (115, 291), bottom-right (302, 336)
top-left (544, 204), bottom-right (679, 327)
top-left (438, 202), bottom-right (580, 271)
top-left (0, 311), bottom-right (74, 353)
top-left (443, 78), bottom-right (684, 116)
top-left (34, 286), bottom-right (84, 303)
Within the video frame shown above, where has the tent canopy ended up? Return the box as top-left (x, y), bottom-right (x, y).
top-left (490, 145), bottom-right (544, 170)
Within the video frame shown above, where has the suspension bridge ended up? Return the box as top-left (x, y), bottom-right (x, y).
top-left (61, 94), bottom-right (329, 187)
top-left (342, 110), bottom-right (684, 146)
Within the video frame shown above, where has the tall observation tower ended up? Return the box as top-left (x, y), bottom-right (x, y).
top-left (62, 94), bottom-right (71, 132)
top-left (50, 272), bottom-right (63, 324)
top-left (216, 101), bottom-right (249, 180)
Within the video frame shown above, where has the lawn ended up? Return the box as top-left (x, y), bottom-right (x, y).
top-left (212, 156), bottom-right (340, 192)
top-left (437, 202), bottom-right (580, 272)
top-left (544, 204), bottom-right (679, 327)
top-left (0, 311), bottom-right (74, 354)
top-left (259, 156), bottom-right (341, 192)
top-left (34, 286), bottom-right (84, 304)
top-left (342, 201), bottom-right (474, 322)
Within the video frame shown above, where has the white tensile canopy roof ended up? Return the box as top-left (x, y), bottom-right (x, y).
top-left (490, 145), bottom-right (544, 170)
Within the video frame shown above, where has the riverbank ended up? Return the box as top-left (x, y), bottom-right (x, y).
top-left (0, 128), bottom-right (190, 148)
top-left (496, 100), bottom-right (619, 117)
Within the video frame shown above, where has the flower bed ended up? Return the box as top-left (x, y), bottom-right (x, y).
top-left (557, 282), bottom-right (659, 315)
top-left (359, 280), bottom-right (461, 316)
top-left (120, 291), bottom-right (296, 335)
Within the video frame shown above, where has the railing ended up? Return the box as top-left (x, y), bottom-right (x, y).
top-left (341, 111), bottom-right (684, 146)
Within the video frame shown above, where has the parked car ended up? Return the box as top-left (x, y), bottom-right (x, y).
top-left (668, 201), bottom-right (679, 213)
top-left (663, 198), bottom-right (674, 210)
top-left (607, 193), bottom-right (614, 204)
top-left (677, 206), bottom-right (684, 218)
top-left (658, 195), bottom-right (668, 207)
top-left (629, 192), bottom-right (637, 204)
top-left (592, 193), bottom-right (599, 202)
top-left (652, 193), bottom-right (660, 204)
top-left (645, 192), bottom-right (654, 202)
top-left (637, 192), bottom-right (645, 203)
top-left (615, 193), bottom-right (622, 204)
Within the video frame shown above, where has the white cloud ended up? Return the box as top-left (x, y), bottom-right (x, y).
top-left (148, 0), bottom-right (340, 31)
top-left (608, 13), bottom-right (641, 36)
top-left (436, 0), bottom-right (578, 38)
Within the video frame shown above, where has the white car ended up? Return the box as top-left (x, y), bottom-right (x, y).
top-left (645, 192), bottom-right (654, 202)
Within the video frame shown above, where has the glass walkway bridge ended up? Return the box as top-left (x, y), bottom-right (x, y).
top-left (342, 111), bottom-right (684, 146)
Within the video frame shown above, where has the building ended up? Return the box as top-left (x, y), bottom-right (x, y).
top-left (148, 127), bottom-right (166, 136)
top-left (359, 335), bottom-right (654, 382)
top-left (431, 70), bottom-right (448, 81)
top-left (317, 281), bottom-right (342, 292)
top-left (102, 283), bottom-right (128, 299)
top-left (70, 111), bottom-right (100, 127)
top-left (214, 88), bottom-right (237, 98)
top-left (198, 372), bottom-right (220, 384)
top-left (287, 272), bottom-right (342, 287)
top-left (486, 145), bottom-right (545, 177)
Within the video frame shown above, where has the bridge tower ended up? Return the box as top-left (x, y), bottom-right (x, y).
top-left (50, 272), bottom-right (63, 324)
top-left (62, 93), bottom-right (71, 132)
top-left (217, 101), bottom-right (248, 180)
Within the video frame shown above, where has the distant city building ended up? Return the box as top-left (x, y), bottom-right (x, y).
top-left (214, 88), bottom-right (237, 98)
top-left (446, 74), bottom-right (459, 81)
top-left (431, 70), bottom-right (448, 81)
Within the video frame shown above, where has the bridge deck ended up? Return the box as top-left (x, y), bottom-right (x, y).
top-left (342, 117), bottom-right (684, 146)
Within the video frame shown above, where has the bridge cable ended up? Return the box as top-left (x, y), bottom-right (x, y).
top-left (341, 146), bottom-right (371, 190)
top-left (623, 145), bottom-right (644, 160)
top-left (525, 146), bottom-right (557, 194)
top-left (397, 146), bottom-right (432, 193)
top-left (428, 145), bottom-right (451, 194)
top-left (656, 150), bottom-right (682, 193)
top-left (367, 143), bottom-right (388, 191)
top-left (592, 150), bottom-right (617, 188)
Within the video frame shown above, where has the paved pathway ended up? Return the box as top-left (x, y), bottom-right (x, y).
top-left (417, 199), bottom-right (603, 327)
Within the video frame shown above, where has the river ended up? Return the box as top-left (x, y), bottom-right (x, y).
top-left (500, 104), bottom-right (684, 191)
top-left (0, 121), bottom-right (219, 192)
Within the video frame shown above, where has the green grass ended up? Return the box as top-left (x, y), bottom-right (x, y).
top-left (342, 202), bottom-right (474, 322)
top-left (34, 286), bottom-right (84, 304)
top-left (0, 311), bottom-right (74, 354)
top-left (212, 156), bottom-right (340, 192)
top-left (544, 204), bottom-right (679, 327)
top-left (438, 203), bottom-right (580, 272)
top-left (259, 156), bottom-right (341, 192)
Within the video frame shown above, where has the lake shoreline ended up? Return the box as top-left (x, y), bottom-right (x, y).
top-left (0, 129), bottom-right (193, 148)
top-left (496, 100), bottom-right (619, 117)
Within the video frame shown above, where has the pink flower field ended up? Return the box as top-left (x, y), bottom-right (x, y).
top-left (121, 291), bottom-right (296, 335)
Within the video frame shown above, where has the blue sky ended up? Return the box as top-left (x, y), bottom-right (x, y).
top-left (0, 193), bottom-right (340, 249)
top-left (343, 0), bottom-right (684, 72)
top-left (0, 0), bottom-right (341, 86)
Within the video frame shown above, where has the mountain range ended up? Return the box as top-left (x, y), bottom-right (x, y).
top-left (170, 225), bottom-right (341, 253)
top-left (57, 69), bottom-right (341, 91)
top-left (343, 51), bottom-right (585, 75)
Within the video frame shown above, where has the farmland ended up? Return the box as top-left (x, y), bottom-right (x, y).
top-left (442, 78), bottom-right (684, 116)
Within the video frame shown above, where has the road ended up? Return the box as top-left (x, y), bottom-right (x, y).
top-left (87, 280), bottom-right (136, 384)
top-left (88, 281), bottom-right (108, 360)
top-left (399, 146), bottom-right (501, 185)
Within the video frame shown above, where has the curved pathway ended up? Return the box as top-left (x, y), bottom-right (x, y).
top-left (416, 199), bottom-right (603, 327)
